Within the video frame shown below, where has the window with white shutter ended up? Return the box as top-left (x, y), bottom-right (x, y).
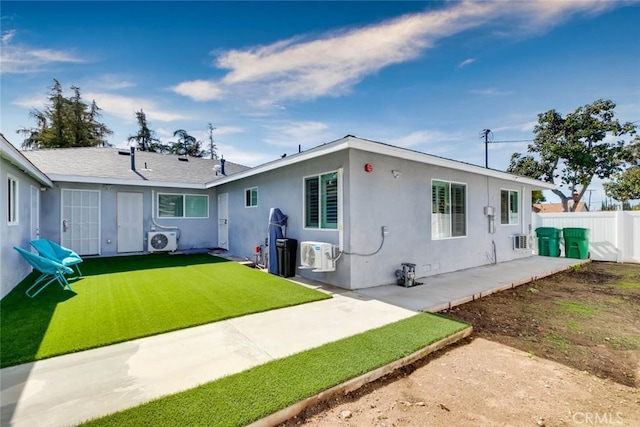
top-left (431, 179), bottom-right (466, 239)
top-left (305, 171), bottom-right (339, 229)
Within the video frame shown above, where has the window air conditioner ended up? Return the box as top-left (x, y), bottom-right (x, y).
top-left (512, 234), bottom-right (530, 250)
top-left (148, 231), bottom-right (178, 253)
top-left (299, 241), bottom-right (336, 272)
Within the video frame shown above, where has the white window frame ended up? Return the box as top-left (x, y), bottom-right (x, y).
top-left (303, 170), bottom-right (340, 231)
top-left (431, 179), bottom-right (467, 240)
top-left (7, 174), bottom-right (18, 226)
top-left (244, 187), bottom-right (258, 208)
top-left (157, 193), bottom-right (209, 219)
top-left (500, 189), bottom-right (519, 225)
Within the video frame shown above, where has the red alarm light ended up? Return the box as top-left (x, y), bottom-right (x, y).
top-left (364, 163), bottom-right (373, 173)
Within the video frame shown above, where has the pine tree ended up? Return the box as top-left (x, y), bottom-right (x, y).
top-left (17, 79), bottom-right (112, 149)
top-left (128, 109), bottom-right (164, 152)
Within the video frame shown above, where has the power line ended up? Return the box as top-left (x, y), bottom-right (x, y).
top-left (480, 127), bottom-right (534, 167)
top-left (489, 139), bottom-right (533, 144)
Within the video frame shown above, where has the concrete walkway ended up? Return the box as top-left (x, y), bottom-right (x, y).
top-left (0, 256), bottom-right (585, 427)
top-left (357, 256), bottom-right (587, 312)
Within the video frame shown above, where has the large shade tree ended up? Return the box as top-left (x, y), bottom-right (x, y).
top-left (18, 79), bottom-right (112, 149)
top-left (603, 165), bottom-right (640, 207)
top-left (128, 109), bottom-right (166, 153)
top-left (170, 129), bottom-right (204, 157)
top-left (507, 99), bottom-right (638, 211)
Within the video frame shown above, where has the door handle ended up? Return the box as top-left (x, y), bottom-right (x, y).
top-left (63, 219), bottom-right (69, 232)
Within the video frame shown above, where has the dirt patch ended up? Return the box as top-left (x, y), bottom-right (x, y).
top-left (444, 262), bottom-right (640, 388)
top-left (283, 262), bottom-right (640, 426)
top-left (286, 338), bottom-right (639, 426)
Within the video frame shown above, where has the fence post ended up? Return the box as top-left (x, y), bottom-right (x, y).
top-left (616, 211), bottom-right (625, 263)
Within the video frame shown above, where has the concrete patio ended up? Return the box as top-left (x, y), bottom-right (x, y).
top-left (354, 255), bottom-right (588, 312)
top-left (0, 255), bottom-right (586, 427)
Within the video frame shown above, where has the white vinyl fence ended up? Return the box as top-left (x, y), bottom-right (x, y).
top-left (532, 211), bottom-right (640, 263)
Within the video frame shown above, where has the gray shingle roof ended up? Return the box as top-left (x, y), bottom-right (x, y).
top-left (22, 147), bottom-right (249, 186)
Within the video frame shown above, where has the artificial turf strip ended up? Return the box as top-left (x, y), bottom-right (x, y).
top-left (0, 254), bottom-right (330, 368)
top-left (83, 313), bottom-right (468, 427)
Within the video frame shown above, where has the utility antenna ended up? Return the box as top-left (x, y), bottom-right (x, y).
top-left (208, 123), bottom-right (218, 160)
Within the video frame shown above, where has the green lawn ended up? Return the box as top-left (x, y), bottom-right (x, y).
top-left (0, 254), bottom-right (330, 368)
top-left (83, 313), bottom-right (469, 427)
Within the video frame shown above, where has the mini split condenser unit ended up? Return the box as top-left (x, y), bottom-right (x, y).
top-left (299, 241), bottom-right (336, 272)
top-left (148, 231), bottom-right (178, 253)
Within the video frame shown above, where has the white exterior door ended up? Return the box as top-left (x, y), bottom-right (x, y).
top-left (117, 192), bottom-right (143, 253)
top-left (217, 192), bottom-right (229, 249)
top-left (30, 186), bottom-right (40, 246)
top-left (61, 189), bottom-right (100, 255)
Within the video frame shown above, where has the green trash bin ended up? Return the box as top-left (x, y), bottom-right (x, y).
top-left (563, 227), bottom-right (590, 259)
top-left (535, 227), bottom-right (561, 257)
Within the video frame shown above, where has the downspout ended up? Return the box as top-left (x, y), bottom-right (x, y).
top-left (521, 185), bottom-right (526, 235)
top-left (338, 167), bottom-right (344, 252)
top-left (487, 176), bottom-right (497, 264)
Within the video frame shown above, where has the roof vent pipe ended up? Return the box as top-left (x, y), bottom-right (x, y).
top-left (220, 156), bottom-right (226, 176)
top-left (130, 146), bottom-right (136, 171)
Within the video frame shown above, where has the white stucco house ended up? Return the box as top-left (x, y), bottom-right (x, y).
top-left (1, 133), bottom-right (555, 297)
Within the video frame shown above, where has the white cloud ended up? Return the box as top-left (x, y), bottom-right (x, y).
top-left (212, 126), bottom-right (245, 136)
top-left (492, 120), bottom-right (538, 133)
top-left (171, 80), bottom-right (224, 101)
top-left (2, 29), bottom-right (16, 44)
top-left (457, 58), bottom-right (475, 69)
top-left (507, 0), bottom-right (615, 34)
top-left (87, 74), bottom-right (136, 90)
top-left (263, 121), bottom-right (330, 147)
top-left (216, 142), bottom-right (273, 167)
top-left (84, 92), bottom-right (186, 122)
top-left (614, 102), bottom-right (640, 123)
top-left (12, 95), bottom-right (47, 109)
top-left (471, 88), bottom-right (513, 96)
top-left (173, 0), bottom-right (615, 105)
top-left (1, 29), bottom-right (86, 73)
top-left (390, 129), bottom-right (465, 150)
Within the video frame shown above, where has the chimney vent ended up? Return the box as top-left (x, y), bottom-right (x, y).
top-left (130, 147), bottom-right (136, 171)
top-left (220, 157), bottom-right (226, 176)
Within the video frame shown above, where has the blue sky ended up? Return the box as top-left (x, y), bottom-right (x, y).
top-left (1, 1), bottom-right (639, 208)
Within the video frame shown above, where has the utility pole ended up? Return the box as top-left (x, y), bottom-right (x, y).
top-left (587, 189), bottom-right (594, 211)
top-left (208, 123), bottom-right (217, 160)
top-left (481, 129), bottom-right (491, 168)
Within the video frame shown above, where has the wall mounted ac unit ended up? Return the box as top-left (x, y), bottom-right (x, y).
top-left (512, 234), bottom-right (530, 250)
top-left (148, 231), bottom-right (178, 253)
top-left (299, 241), bottom-right (336, 272)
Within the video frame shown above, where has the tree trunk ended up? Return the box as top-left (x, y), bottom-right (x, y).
top-left (552, 189), bottom-right (570, 212)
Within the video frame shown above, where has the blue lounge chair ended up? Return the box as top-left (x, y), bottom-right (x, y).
top-left (30, 239), bottom-right (83, 277)
top-left (14, 247), bottom-right (74, 298)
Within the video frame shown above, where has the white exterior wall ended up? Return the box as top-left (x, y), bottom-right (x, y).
top-left (533, 211), bottom-right (640, 263)
top-left (39, 182), bottom-right (217, 256)
top-left (346, 149), bottom-right (535, 288)
top-left (217, 148), bottom-right (538, 290)
top-left (216, 151), bottom-right (351, 288)
top-left (0, 159), bottom-right (42, 297)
